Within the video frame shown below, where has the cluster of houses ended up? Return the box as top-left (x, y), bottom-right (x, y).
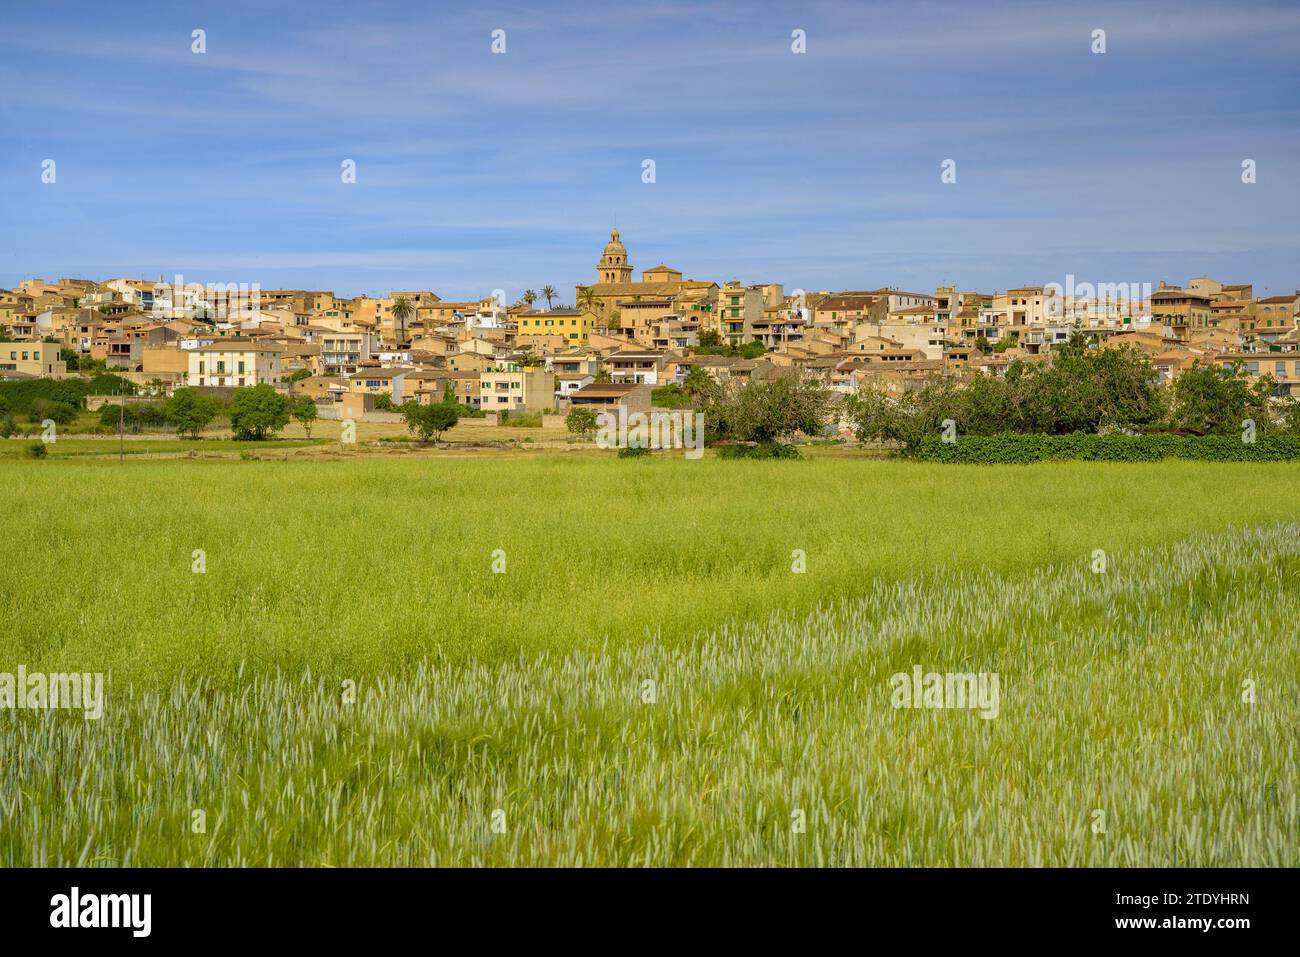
top-left (3, 231), bottom-right (1299, 421)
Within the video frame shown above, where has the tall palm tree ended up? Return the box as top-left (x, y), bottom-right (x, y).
top-left (576, 286), bottom-right (597, 314)
top-left (542, 285), bottom-right (557, 310)
top-left (391, 297), bottom-right (414, 344)
top-left (523, 289), bottom-right (538, 309)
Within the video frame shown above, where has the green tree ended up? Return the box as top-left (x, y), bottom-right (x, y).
top-left (541, 285), bottom-right (557, 310)
top-left (292, 396), bottom-right (319, 438)
top-left (576, 286), bottom-right (598, 313)
top-left (566, 406), bottom-right (598, 439)
top-left (706, 373), bottom-right (831, 445)
top-left (165, 388), bottom-right (219, 439)
top-left (28, 398), bottom-right (77, 425)
top-left (523, 289), bottom-right (538, 308)
top-left (593, 368), bottom-right (612, 384)
top-left (229, 384), bottom-right (290, 440)
top-left (401, 400), bottom-right (460, 443)
top-left (1171, 361), bottom-right (1273, 436)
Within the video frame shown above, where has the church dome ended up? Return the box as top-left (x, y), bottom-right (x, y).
top-left (601, 229), bottom-right (627, 263)
top-left (596, 228), bottom-right (633, 284)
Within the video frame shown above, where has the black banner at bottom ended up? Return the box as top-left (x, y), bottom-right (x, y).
top-left (0, 867), bottom-right (1278, 944)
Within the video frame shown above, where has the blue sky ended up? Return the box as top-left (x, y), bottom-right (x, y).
top-left (1, 0), bottom-right (1297, 301)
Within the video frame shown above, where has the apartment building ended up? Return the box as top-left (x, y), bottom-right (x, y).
top-left (1253, 295), bottom-right (1299, 331)
top-left (479, 366), bottom-right (556, 415)
top-left (315, 331), bottom-right (375, 375)
top-left (1150, 284), bottom-right (1214, 333)
top-left (517, 309), bottom-right (597, 344)
top-left (0, 341), bottom-right (67, 377)
top-left (604, 349), bottom-right (670, 386)
top-left (188, 339), bottom-right (283, 388)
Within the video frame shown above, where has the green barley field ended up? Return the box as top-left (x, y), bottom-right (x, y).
top-left (1, 455), bottom-right (1297, 865)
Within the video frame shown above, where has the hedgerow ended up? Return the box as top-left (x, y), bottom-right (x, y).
top-left (918, 432), bottom-right (1300, 463)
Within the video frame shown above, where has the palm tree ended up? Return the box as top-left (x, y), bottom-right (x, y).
top-left (594, 368), bottom-right (612, 383)
top-left (542, 285), bottom-right (557, 310)
top-left (523, 289), bottom-right (538, 309)
top-left (682, 365), bottom-right (717, 403)
top-left (576, 286), bottom-right (598, 313)
top-left (391, 297), bottom-right (414, 344)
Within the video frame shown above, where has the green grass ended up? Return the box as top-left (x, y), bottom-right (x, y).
top-left (0, 437), bottom-right (319, 458)
top-left (1, 457), bottom-right (1297, 865)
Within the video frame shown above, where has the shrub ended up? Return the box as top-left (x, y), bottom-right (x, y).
top-left (500, 412), bottom-right (544, 428)
top-left (28, 398), bottom-right (78, 425)
top-left (617, 444), bottom-right (651, 458)
top-left (27, 441), bottom-right (48, 459)
top-left (717, 441), bottom-right (802, 460)
top-left (917, 432), bottom-right (1300, 464)
top-left (99, 401), bottom-right (170, 434)
top-left (401, 401), bottom-right (460, 443)
top-left (650, 384), bottom-right (694, 409)
top-left (566, 407), bottom-right (598, 439)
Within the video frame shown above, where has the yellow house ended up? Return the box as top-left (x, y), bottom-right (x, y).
top-left (516, 309), bottom-right (597, 344)
top-left (0, 341), bottom-right (67, 377)
top-left (188, 338), bottom-right (283, 388)
top-left (479, 366), bottom-right (555, 415)
top-left (1150, 284), bottom-right (1214, 332)
top-left (448, 351), bottom-right (496, 373)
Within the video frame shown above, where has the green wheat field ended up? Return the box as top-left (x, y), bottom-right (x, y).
top-left (1, 456), bottom-right (1297, 866)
